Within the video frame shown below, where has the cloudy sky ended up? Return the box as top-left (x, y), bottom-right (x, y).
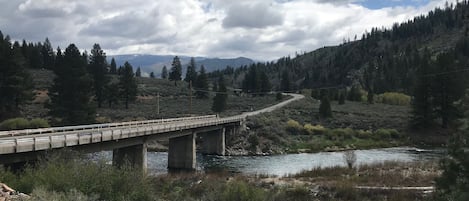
top-left (0, 0), bottom-right (458, 61)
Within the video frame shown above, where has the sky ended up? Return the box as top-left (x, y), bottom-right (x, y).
top-left (0, 0), bottom-right (458, 61)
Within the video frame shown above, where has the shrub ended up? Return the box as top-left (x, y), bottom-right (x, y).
top-left (286, 120), bottom-right (303, 135)
top-left (375, 92), bottom-right (411, 106)
top-left (319, 96), bottom-right (332, 118)
top-left (329, 128), bottom-right (355, 141)
top-left (276, 92), bottom-right (283, 101)
top-left (221, 180), bottom-right (266, 201)
top-left (0, 118), bottom-right (30, 130)
top-left (29, 118), bottom-right (50, 128)
top-left (303, 124), bottom-right (326, 135)
top-left (374, 128), bottom-right (399, 139)
top-left (343, 150), bottom-right (357, 169)
top-left (355, 130), bottom-right (373, 139)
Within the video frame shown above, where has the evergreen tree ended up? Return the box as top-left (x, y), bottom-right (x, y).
top-left (195, 65), bottom-right (209, 99)
top-left (150, 72), bottom-right (155, 78)
top-left (119, 61), bottom-right (137, 109)
top-left (41, 38), bottom-right (55, 69)
top-left (135, 67), bottom-right (141, 77)
top-left (109, 58), bottom-right (117, 74)
top-left (49, 44), bottom-right (95, 125)
top-left (260, 71), bottom-right (271, 95)
top-left (169, 56), bottom-right (182, 85)
top-left (433, 52), bottom-right (466, 128)
top-left (0, 36), bottom-right (33, 120)
top-left (280, 70), bottom-right (291, 92)
top-left (212, 75), bottom-right (228, 113)
top-left (88, 43), bottom-right (109, 108)
top-left (184, 57), bottom-right (197, 84)
top-left (338, 89), bottom-right (346, 105)
top-left (412, 49), bottom-right (435, 128)
top-left (436, 90), bottom-right (469, 200)
top-left (319, 95), bottom-right (333, 118)
top-left (104, 83), bottom-right (119, 108)
top-left (161, 65), bottom-right (168, 79)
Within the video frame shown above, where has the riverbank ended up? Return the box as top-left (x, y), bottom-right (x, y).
top-left (224, 96), bottom-right (450, 156)
top-left (0, 151), bottom-right (442, 201)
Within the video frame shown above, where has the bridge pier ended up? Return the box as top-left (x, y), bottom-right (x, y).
top-left (112, 144), bottom-right (147, 173)
top-left (168, 133), bottom-right (196, 170)
top-left (200, 128), bottom-right (225, 155)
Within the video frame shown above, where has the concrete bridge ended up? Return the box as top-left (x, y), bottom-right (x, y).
top-left (0, 115), bottom-right (243, 172)
top-left (0, 93), bottom-right (304, 172)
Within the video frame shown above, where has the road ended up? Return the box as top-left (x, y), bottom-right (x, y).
top-left (239, 93), bottom-right (305, 118)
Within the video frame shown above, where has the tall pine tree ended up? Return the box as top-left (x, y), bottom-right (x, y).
top-left (109, 57), bottom-right (117, 74)
top-left (169, 56), bottom-right (182, 85)
top-left (212, 75), bottom-right (228, 113)
top-left (195, 65), bottom-right (209, 99)
top-left (88, 43), bottom-right (109, 108)
top-left (49, 44), bottom-right (95, 125)
top-left (161, 65), bottom-right (168, 79)
top-left (119, 61), bottom-right (137, 109)
top-left (184, 57), bottom-right (197, 84)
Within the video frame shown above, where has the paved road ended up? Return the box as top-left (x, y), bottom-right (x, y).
top-left (238, 93), bottom-right (305, 118)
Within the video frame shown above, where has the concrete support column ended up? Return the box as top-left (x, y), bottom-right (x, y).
top-left (200, 128), bottom-right (225, 156)
top-left (168, 133), bottom-right (196, 170)
top-left (113, 143), bottom-right (147, 173)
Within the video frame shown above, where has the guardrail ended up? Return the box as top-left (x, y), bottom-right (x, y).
top-left (0, 115), bottom-right (217, 138)
top-left (0, 116), bottom-right (244, 154)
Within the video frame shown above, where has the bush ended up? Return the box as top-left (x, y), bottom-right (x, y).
top-left (343, 150), bottom-right (357, 169)
top-left (276, 92), bottom-right (283, 101)
top-left (0, 118), bottom-right (50, 130)
top-left (286, 120), bottom-right (303, 135)
top-left (374, 128), bottom-right (399, 139)
top-left (0, 118), bottom-right (30, 130)
top-left (329, 128), bottom-right (355, 141)
top-left (29, 118), bottom-right (50, 128)
top-left (375, 92), bottom-right (411, 106)
top-left (222, 180), bottom-right (266, 201)
top-left (303, 124), bottom-right (326, 135)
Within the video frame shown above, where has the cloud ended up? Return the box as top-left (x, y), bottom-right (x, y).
top-left (222, 2), bottom-right (284, 29)
top-left (0, 0), bottom-right (460, 61)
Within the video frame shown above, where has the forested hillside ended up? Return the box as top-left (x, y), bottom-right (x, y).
top-left (217, 1), bottom-right (469, 94)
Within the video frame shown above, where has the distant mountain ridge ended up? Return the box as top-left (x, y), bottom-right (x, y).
top-left (108, 54), bottom-right (254, 77)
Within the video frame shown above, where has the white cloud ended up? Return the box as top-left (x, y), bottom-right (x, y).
top-left (0, 0), bottom-right (459, 61)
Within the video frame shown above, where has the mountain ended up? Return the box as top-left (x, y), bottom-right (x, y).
top-left (247, 1), bottom-right (469, 95)
top-left (108, 54), bottom-right (254, 77)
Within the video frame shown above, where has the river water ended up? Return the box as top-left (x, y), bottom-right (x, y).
top-left (142, 147), bottom-right (443, 176)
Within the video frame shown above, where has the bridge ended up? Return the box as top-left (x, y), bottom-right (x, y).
top-left (0, 93), bottom-right (304, 172)
top-left (0, 115), bottom-right (243, 172)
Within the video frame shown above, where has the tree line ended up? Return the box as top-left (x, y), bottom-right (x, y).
top-left (0, 32), bottom-right (139, 125)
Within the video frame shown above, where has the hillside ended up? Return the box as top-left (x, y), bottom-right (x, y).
top-left (229, 2), bottom-right (469, 95)
top-left (110, 54), bottom-right (254, 77)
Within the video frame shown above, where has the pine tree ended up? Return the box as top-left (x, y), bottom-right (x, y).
top-left (319, 95), bottom-right (333, 118)
top-left (433, 52), bottom-right (466, 128)
top-left (104, 83), bottom-right (119, 108)
top-left (150, 72), bottom-right (155, 78)
top-left (161, 65), bottom-right (168, 79)
top-left (135, 67), bottom-right (141, 77)
top-left (195, 65), bottom-right (209, 99)
top-left (260, 71), bottom-right (271, 95)
top-left (49, 44), bottom-right (95, 125)
top-left (41, 38), bottom-right (55, 69)
top-left (0, 36), bottom-right (33, 120)
top-left (212, 75), bottom-right (228, 113)
top-left (412, 49), bottom-right (435, 128)
top-left (281, 70), bottom-right (291, 92)
top-left (88, 43), bottom-right (109, 108)
top-left (109, 58), bottom-right (117, 74)
top-left (119, 61), bottom-right (137, 109)
top-left (169, 56), bottom-right (182, 85)
top-left (184, 57), bottom-right (197, 84)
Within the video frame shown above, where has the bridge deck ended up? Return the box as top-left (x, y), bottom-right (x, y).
top-left (0, 115), bottom-right (243, 155)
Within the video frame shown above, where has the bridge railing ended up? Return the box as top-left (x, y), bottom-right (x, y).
top-left (0, 115), bottom-right (217, 138)
top-left (0, 116), bottom-right (244, 154)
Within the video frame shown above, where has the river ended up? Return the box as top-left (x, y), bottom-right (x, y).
top-left (91, 147), bottom-right (444, 176)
